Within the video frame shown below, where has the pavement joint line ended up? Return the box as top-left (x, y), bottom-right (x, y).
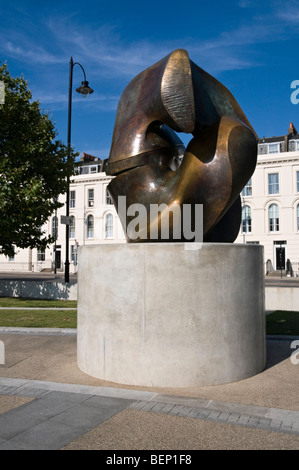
top-left (227, 413), bottom-right (241, 423)
top-left (156, 402), bottom-right (176, 414)
top-left (217, 411), bottom-right (231, 422)
top-left (169, 405), bottom-right (185, 416)
top-left (177, 406), bottom-right (193, 417)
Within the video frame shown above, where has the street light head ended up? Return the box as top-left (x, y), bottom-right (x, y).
top-left (76, 80), bottom-right (94, 96)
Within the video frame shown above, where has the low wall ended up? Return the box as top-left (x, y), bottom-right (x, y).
top-left (265, 286), bottom-right (299, 311)
top-left (77, 243), bottom-right (266, 388)
top-left (0, 280), bottom-right (77, 300)
top-left (0, 277), bottom-right (298, 310)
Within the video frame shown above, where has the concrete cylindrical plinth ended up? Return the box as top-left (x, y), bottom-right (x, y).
top-left (77, 243), bottom-right (265, 388)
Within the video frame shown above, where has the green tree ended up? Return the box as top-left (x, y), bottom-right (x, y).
top-left (0, 62), bottom-right (77, 258)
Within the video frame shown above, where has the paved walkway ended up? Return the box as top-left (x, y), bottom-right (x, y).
top-left (0, 328), bottom-right (299, 450)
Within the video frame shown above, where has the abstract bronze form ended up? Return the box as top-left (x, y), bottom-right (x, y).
top-left (105, 49), bottom-right (258, 242)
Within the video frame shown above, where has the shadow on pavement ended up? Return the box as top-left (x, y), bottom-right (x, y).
top-left (265, 338), bottom-right (294, 369)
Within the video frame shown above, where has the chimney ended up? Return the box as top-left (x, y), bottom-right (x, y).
top-left (288, 122), bottom-right (297, 135)
top-left (81, 152), bottom-right (99, 163)
top-left (285, 122), bottom-right (298, 152)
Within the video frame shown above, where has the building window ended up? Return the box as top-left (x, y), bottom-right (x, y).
top-left (242, 205), bottom-right (252, 233)
top-left (296, 141), bottom-right (299, 151)
top-left (268, 173), bottom-right (279, 195)
top-left (70, 191), bottom-right (76, 208)
top-left (297, 204), bottom-right (299, 232)
top-left (268, 143), bottom-right (279, 154)
top-left (269, 204), bottom-right (279, 232)
top-left (88, 188), bottom-right (94, 207)
top-left (106, 188), bottom-right (113, 205)
top-left (90, 165), bottom-right (97, 174)
top-left (52, 216), bottom-right (58, 239)
top-left (105, 213), bottom-right (113, 238)
top-left (71, 242), bottom-right (79, 265)
top-left (242, 178), bottom-right (252, 197)
top-left (69, 216), bottom-right (75, 239)
top-left (37, 247), bottom-right (45, 262)
top-left (71, 245), bottom-right (75, 262)
top-left (297, 171), bottom-right (299, 192)
top-left (71, 245), bottom-right (78, 263)
top-left (87, 215), bottom-right (94, 238)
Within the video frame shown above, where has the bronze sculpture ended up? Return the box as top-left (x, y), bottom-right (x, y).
top-left (105, 49), bottom-right (257, 242)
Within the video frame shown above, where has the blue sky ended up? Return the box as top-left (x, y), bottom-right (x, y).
top-left (1, 0), bottom-right (299, 159)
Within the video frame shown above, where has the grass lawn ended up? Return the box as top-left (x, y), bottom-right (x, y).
top-left (0, 309), bottom-right (77, 328)
top-left (0, 297), bottom-right (298, 334)
top-left (0, 297), bottom-right (77, 308)
top-left (0, 297), bottom-right (77, 328)
top-left (266, 310), bottom-right (299, 336)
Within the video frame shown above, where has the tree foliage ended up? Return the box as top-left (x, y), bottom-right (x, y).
top-left (0, 62), bottom-right (77, 257)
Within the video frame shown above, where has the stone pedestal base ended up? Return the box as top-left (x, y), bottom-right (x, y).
top-left (77, 243), bottom-right (266, 388)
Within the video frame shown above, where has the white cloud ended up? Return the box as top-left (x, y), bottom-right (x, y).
top-left (3, 2), bottom-right (299, 116)
top-left (32, 88), bottom-right (119, 112)
top-left (238, 0), bottom-right (262, 7)
top-left (2, 5), bottom-right (295, 79)
top-left (4, 41), bottom-right (65, 65)
top-left (277, 10), bottom-right (299, 24)
top-left (44, 7), bottom-right (296, 80)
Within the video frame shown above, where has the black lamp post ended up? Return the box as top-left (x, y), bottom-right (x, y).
top-left (65, 57), bottom-right (93, 283)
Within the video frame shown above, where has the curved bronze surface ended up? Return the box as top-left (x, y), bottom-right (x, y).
top-left (106, 49), bottom-right (257, 243)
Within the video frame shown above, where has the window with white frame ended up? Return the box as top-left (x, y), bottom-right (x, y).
top-left (71, 245), bottom-right (78, 263)
top-left (105, 213), bottom-right (113, 238)
top-left (52, 216), bottom-right (58, 239)
top-left (268, 173), bottom-right (279, 195)
top-left (297, 171), bottom-right (299, 192)
top-left (87, 215), bottom-right (94, 238)
top-left (242, 178), bottom-right (252, 197)
top-left (296, 141), bottom-right (299, 151)
top-left (268, 143), bottom-right (279, 154)
top-left (297, 204), bottom-right (299, 232)
top-left (69, 216), bottom-right (75, 239)
top-left (106, 187), bottom-right (113, 205)
top-left (71, 241), bottom-right (79, 264)
top-left (242, 205), bottom-right (252, 233)
top-left (37, 247), bottom-right (45, 261)
top-left (88, 188), bottom-right (94, 207)
top-left (90, 165), bottom-right (97, 174)
top-left (269, 204), bottom-right (279, 232)
top-left (70, 190), bottom-right (76, 208)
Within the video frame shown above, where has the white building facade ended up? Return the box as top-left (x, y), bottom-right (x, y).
top-left (0, 154), bottom-right (125, 273)
top-left (235, 123), bottom-right (299, 276)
